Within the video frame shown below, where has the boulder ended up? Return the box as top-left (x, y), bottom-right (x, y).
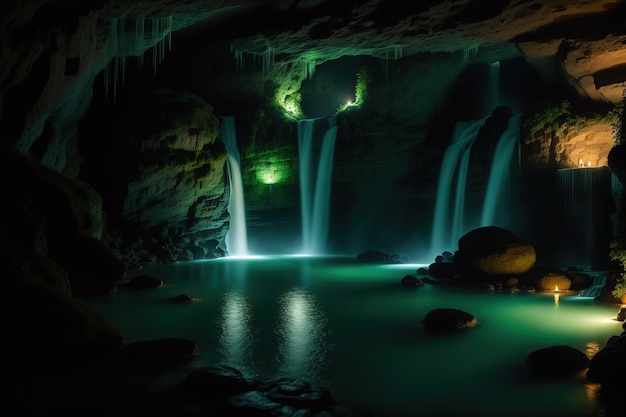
top-left (423, 308), bottom-right (478, 332)
top-left (537, 273), bottom-right (572, 291)
top-left (456, 226), bottom-right (536, 276)
top-left (401, 275), bottom-right (423, 289)
top-left (183, 364), bottom-right (258, 400)
top-left (357, 250), bottom-right (389, 262)
top-left (587, 334), bottom-right (626, 388)
top-left (526, 345), bottom-right (590, 377)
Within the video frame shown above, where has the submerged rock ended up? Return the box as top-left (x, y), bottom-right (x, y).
top-left (526, 345), bottom-right (590, 378)
top-left (423, 308), bottom-right (478, 332)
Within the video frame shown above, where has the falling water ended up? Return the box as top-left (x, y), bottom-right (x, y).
top-left (480, 113), bottom-right (521, 226)
top-left (557, 166), bottom-right (612, 267)
top-left (297, 117), bottom-right (338, 255)
top-left (430, 118), bottom-right (485, 258)
top-left (430, 60), bottom-right (508, 258)
top-left (219, 116), bottom-right (249, 256)
top-left (578, 274), bottom-right (608, 298)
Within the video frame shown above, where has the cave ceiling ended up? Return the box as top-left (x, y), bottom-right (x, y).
top-left (1, 0), bottom-right (626, 150)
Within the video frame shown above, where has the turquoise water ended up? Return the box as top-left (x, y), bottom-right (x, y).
top-left (84, 256), bottom-right (622, 417)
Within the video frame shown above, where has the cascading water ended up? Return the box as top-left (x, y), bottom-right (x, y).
top-left (480, 113), bottom-right (521, 227)
top-left (578, 274), bottom-right (608, 298)
top-left (556, 166), bottom-right (612, 267)
top-left (430, 60), bottom-right (520, 258)
top-left (219, 116), bottom-right (249, 256)
top-left (430, 118), bottom-right (485, 258)
top-left (297, 116), bottom-right (338, 255)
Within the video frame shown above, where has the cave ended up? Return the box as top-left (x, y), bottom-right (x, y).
top-left (2, 1), bottom-right (626, 416)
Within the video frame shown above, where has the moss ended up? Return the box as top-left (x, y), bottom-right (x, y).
top-left (523, 100), bottom-right (586, 137)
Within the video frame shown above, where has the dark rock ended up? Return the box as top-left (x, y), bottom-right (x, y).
top-left (401, 275), bottom-right (423, 289)
top-left (428, 262), bottom-right (459, 281)
top-left (617, 305), bottom-right (626, 321)
top-left (261, 377), bottom-right (333, 411)
top-left (587, 340), bottom-right (626, 388)
top-left (170, 294), bottom-right (195, 304)
top-left (526, 345), bottom-right (590, 378)
top-left (6, 287), bottom-right (123, 373)
top-left (423, 308), bottom-right (478, 332)
top-left (357, 250), bottom-right (388, 262)
top-left (456, 226), bottom-right (536, 276)
top-left (118, 338), bottom-right (198, 366)
top-left (183, 364), bottom-right (258, 400)
top-left (216, 390), bottom-right (285, 417)
top-left (127, 274), bottom-right (163, 290)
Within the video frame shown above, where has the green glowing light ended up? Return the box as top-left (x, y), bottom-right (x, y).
top-left (336, 68), bottom-right (369, 114)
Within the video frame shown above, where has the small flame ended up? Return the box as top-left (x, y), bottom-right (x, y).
top-left (554, 286), bottom-right (559, 292)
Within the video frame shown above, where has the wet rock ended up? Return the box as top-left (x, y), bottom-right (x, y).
top-left (456, 226), bottom-right (536, 276)
top-left (401, 275), bottom-right (423, 289)
top-left (170, 294), bottom-right (195, 304)
top-left (526, 345), bottom-right (590, 378)
top-left (183, 364), bottom-right (259, 400)
top-left (423, 308), bottom-right (478, 332)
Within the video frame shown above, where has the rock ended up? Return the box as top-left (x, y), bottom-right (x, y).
top-left (526, 345), bottom-right (590, 378)
top-left (127, 274), bottom-right (163, 290)
top-left (170, 294), bottom-right (195, 304)
top-left (456, 226), bottom-right (536, 276)
top-left (357, 250), bottom-right (388, 262)
top-left (428, 262), bottom-right (459, 281)
top-left (6, 287), bottom-right (123, 373)
top-left (401, 275), bottom-right (423, 289)
top-left (537, 273), bottom-right (572, 291)
top-left (183, 364), bottom-right (258, 400)
top-left (617, 305), bottom-right (626, 322)
top-left (587, 335), bottom-right (626, 388)
top-left (261, 377), bottom-right (333, 410)
top-left (423, 308), bottom-right (478, 332)
top-left (118, 338), bottom-right (199, 366)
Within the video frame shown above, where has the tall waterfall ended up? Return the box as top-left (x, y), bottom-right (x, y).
top-left (297, 117), bottom-right (338, 255)
top-left (430, 118), bottom-right (485, 258)
top-left (429, 60), bottom-right (517, 258)
top-left (557, 166), bottom-right (612, 267)
top-left (480, 113), bottom-right (521, 226)
top-left (219, 116), bottom-right (249, 256)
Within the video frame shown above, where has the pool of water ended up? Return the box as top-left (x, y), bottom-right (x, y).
top-left (84, 255), bottom-right (622, 417)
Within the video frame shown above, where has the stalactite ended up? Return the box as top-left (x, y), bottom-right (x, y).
top-left (104, 15), bottom-right (174, 101)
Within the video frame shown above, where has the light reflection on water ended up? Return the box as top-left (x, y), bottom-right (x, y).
top-left (85, 255), bottom-right (622, 417)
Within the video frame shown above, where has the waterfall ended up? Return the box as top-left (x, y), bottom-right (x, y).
top-left (480, 114), bottom-right (521, 226)
top-left (557, 166), bottom-right (612, 267)
top-left (297, 117), bottom-right (338, 255)
top-left (578, 274), bottom-right (607, 298)
top-left (219, 116), bottom-right (249, 256)
top-left (488, 61), bottom-right (501, 113)
top-left (430, 118), bottom-right (485, 258)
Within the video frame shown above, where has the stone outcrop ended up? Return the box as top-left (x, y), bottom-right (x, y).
top-left (523, 121), bottom-right (615, 170)
top-left (456, 226), bottom-right (537, 276)
top-left (422, 308), bottom-right (478, 332)
top-left (526, 345), bottom-right (590, 378)
top-left (119, 89), bottom-right (228, 237)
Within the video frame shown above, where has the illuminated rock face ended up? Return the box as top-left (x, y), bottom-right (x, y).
top-left (456, 226), bottom-right (537, 275)
top-left (117, 89), bottom-right (230, 243)
top-left (523, 121), bottom-right (615, 170)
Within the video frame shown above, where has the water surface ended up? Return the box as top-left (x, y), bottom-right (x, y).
top-left (85, 255), bottom-right (621, 417)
